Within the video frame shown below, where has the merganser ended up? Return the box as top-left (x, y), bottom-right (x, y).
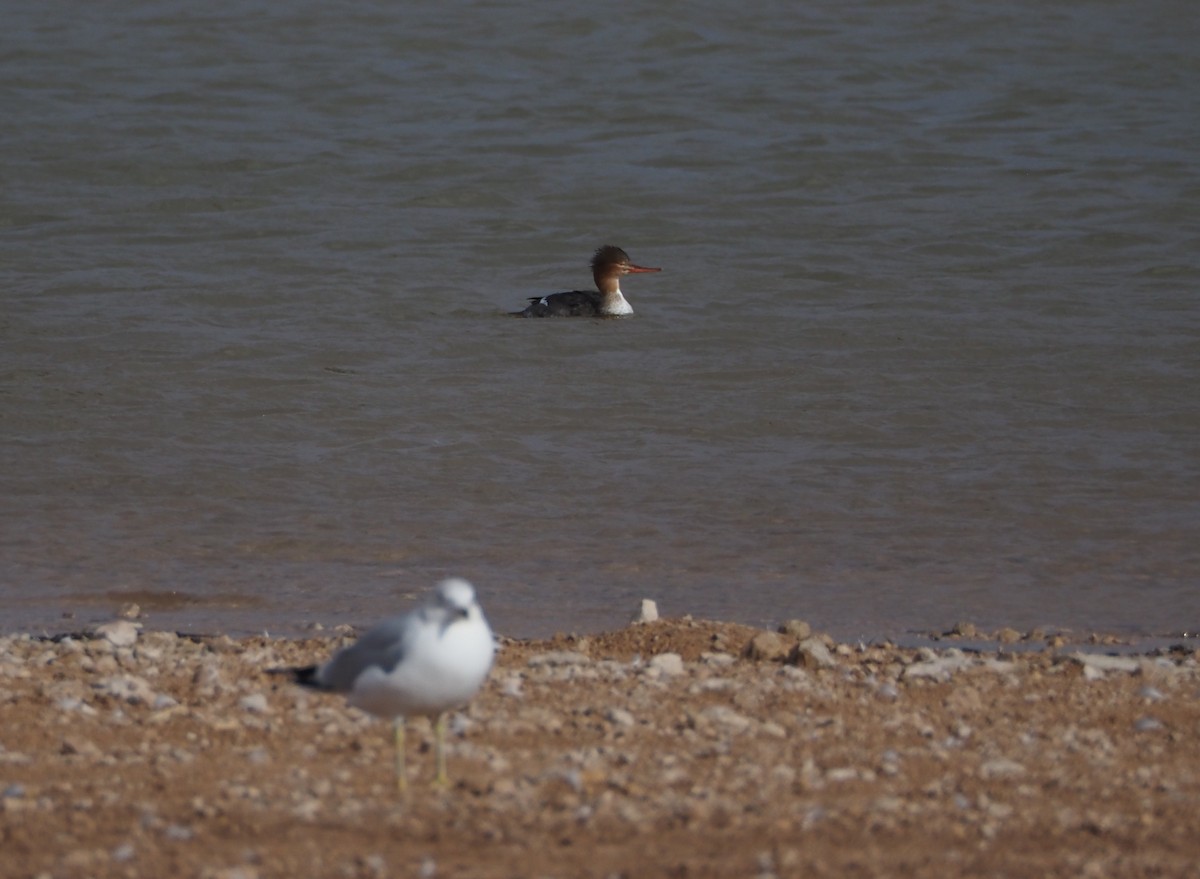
top-left (514, 245), bottom-right (662, 317)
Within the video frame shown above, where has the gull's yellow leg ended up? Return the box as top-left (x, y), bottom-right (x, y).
top-left (434, 713), bottom-right (448, 787)
top-left (394, 717), bottom-right (407, 794)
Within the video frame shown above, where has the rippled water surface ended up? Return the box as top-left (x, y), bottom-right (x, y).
top-left (3, 1), bottom-right (1198, 638)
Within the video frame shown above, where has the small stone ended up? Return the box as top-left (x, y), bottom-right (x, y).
top-left (605, 707), bottom-right (635, 728)
top-left (743, 631), bottom-right (789, 662)
top-left (777, 620), bottom-right (812, 640)
top-left (201, 867), bottom-right (258, 879)
top-left (697, 705), bottom-right (752, 733)
top-left (1134, 717), bottom-right (1163, 733)
top-left (631, 599), bottom-right (659, 624)
top-left (995, 628), bottom-right (1022, 644)
top-left (55, 697), bottom-right (97, 715)
top-left (118, 603), bottom-right (143, 620)
top-left (92, 620), bottom-right (141, 648)
top-left (876, 682), bottom-right (900, 701)
top-left (760, 721), bottom-right (787, 739)
top-left (60, 735), bottom-right (102, 758)
top-left (903, 651), bottom-right (971, 681)
top-left (1071, 653), bottom-right (1140, 675)
top-left (527, 651), bottom-right (590, 668)
top-left (239, 694), bottom-right (270, 714)
top-left (648, 653), bottom-right (684, 676)
top-left (979, 759), bottom-right (1026, 779)
top-left (825, 767), bottom-right (859, 783)
top-left (164, 824), bottom-right (194, 841)
top-left (1138, 686), bottom-right (1165, 702)
top-left (949, 622), bottom-right (977, 638)
top-left (789, 637), bottom-right (836, 670)
top-left (93, 674), bottom-right (156, 705)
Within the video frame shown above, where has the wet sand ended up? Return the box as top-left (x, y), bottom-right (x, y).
top-left (2, 616), bottom-right (1198, 878)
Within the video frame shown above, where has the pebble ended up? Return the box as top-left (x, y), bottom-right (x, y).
top-left (498, 674), bottom-right (524, 698)
top-left (60, 735), bottom-right (102, 758)
top-left (903, 651), bottom-right (972, 681)
top-left (93, 620), bottom-right (141, 648)
top-left (631, 599), bottom-right (659, 624)
top-left (93, 674), bottom-right (156, 705)
top-left (648, 653), bottom-right (685, 677)
top-left (979, 758), bottom-right (1026, 779)
top-left (55, 696), bottom-right (98, 715)
top-left (790, 637), bottom-right (836, 670)
top-left (1138, 686), bottom-right (1166, 702)
top-left (605, 707), bottom-right (636, 728)
top-left (876, 682), bottom-right (900, 701)
top-left (1070, 653), bottom-right (1140, 675)
top-left (527, 651), bottom-right (590, 668)
top-left (697, 705), bottom-right (752, 733)
top-left (777, 619), bottom-right (812, 640)
top-left (743, 631), bottom-right (789, 662)
top-left (239, 694), bottom-right (270, 714)
top-left (825, 767), bottom-right (859, 783)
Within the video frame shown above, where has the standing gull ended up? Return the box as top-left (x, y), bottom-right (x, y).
top-left (272, 578), bottom-right (495, 792)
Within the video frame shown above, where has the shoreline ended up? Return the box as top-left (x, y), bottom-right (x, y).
top-left (3, 616), bottom-right (1199, 877)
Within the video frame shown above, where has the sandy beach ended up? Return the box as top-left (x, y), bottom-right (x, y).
top-left (2, 615), bottom-right (1198, 878)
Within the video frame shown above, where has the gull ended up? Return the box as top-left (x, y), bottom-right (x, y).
top-left (272, 578), bottom-right (495, 792)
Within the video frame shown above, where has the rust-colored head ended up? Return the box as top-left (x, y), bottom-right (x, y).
top-left (590, 245), bottom-right (661, 291)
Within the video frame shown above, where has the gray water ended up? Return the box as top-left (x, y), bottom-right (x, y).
top-left (3, 1), bottom-right (1198, 639)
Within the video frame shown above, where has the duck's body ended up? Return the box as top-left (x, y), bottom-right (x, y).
top-left (515, 245), bottom-right (661, 318)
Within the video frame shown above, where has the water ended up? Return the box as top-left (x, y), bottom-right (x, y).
top-left (3, 0), bottom-right (1198, 639)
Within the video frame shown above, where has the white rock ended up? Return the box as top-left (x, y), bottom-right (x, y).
top-left (499, 674), bottom-right (524, 698)
top-left (93, 675), bottom-right (156, 705)
top-left (55, 697), bottom-right (98, 716)
top-left (527, 651), bottom-right (590, 668)
top-left (1071, 653), bottom-right (1140, 674)
top-left (825, 767), bottom-right (859, 783)
top-left (792, 638), bottom-right (837, 670)
top-left (698, 705), bottom-right (752, 733)
top-left (903, 651), bottom-right (972, 681)
top-left (760, 721), bottom-right (787, 739)
top-left (605, 707), bottom-right (636, 727)
top-left (240, 693), bottom-right (270, 714)
top-left (93, 620), bottom-right (141, 648)
top-left (631, 599), bottom-right (659, 624)
top-left (648, 653), bottom-right (685, 677)
top-left (979, 758), bottom-right (1026, 779)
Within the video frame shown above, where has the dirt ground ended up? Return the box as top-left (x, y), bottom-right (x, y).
top-left (1, 616), bottom-right (1198, 878)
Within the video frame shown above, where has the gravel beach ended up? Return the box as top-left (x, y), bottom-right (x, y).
top-left (2, 616), bottom-right (1198, 878)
